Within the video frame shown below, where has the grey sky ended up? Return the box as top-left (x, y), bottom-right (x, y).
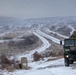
top-left (0, 0), bottom-right (76, 19)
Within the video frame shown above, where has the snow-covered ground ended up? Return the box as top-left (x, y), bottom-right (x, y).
top-left (16, 31), bottom-right (50, 61)
top-left (1, 58), bottom-right (76, 75)
top-left (1, 29), bottom-right (76, 75)
top-left (0, 16), bottom-right (76, 75)
top-left (69, 25), bottom-right (75, 35)
top-left (46, 29), bottom-right (69, 38)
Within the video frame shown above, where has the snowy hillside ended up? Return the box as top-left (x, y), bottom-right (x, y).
top-left (0, 16), bottom-right (76, 75)
top-left (0, 16), bottom-right (76, 36)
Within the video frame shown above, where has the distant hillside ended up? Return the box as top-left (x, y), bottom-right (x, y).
top-left (0, 16), bottom-right (76, 36)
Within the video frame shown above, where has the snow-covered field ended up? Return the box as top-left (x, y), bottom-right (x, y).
top-left (1, 58), bottom-right (76, 75)
top-left (16, 31), bottom-right (50, 61)
top-left (0, 28), bottom-right (76, 75)
top-left (0, 16), bottom-right (76, 75)
top-left (46, 29), bottom-right (69, 38)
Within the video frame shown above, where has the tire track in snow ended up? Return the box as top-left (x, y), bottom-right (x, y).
top-left (36, 29), bottom-right (60, 44)
top-left (33, 32), bottom-right (50, 53)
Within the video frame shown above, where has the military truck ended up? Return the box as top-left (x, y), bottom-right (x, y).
top-left (60, 31), bottom-right (76, 66)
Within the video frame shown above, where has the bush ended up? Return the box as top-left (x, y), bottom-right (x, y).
top-left (0, 54), bottom-right (11, 65)
top-left (8, 34), bottom-right (39, 49)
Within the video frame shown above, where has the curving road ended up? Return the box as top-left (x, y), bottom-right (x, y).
top-left (36, 29), bottom-right (60, 44)
top-left (69, 25), bottom-right (75, 35)
top-left (16, 30), bottom-right (50, 60)
top-left (46, 29), bottom-right (68, 38)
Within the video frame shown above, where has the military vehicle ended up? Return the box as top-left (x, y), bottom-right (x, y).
top-left (60, 31), bottom-right (76, 66)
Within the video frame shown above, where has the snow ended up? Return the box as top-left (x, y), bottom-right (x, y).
top-left (0, 23), bottom-right (76, 75)
top-left (36, 29), bottom-right (60, 44)
top-left (46, 29), bottom-right (69, 38)
top-left (16, 31), bottom-right (50, 60)
top-left (9, 29), bottom-right (76, 75)
top-left (1, 29), bottom-right (76, 75)
top-left (69, 25), bottom-right (75, 35)
top-left (1, 58), bottom-right (76, 75)
top-left (0, 40), bottom-right (10, 43)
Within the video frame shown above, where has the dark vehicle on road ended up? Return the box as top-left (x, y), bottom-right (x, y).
top-left (60, 31), bottom-right (76, 66)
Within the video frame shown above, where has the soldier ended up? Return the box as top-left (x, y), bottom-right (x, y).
top-left (33, 51), bottom-right (41, 61)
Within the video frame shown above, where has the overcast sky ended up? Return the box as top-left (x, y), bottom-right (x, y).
top-left (0, 0), bottom-right (76, 19)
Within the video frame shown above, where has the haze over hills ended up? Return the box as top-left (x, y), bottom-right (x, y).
top-left (0, 16), bottom-right (76, 25)
top-left (0, 16), bottom-right (76, 36)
